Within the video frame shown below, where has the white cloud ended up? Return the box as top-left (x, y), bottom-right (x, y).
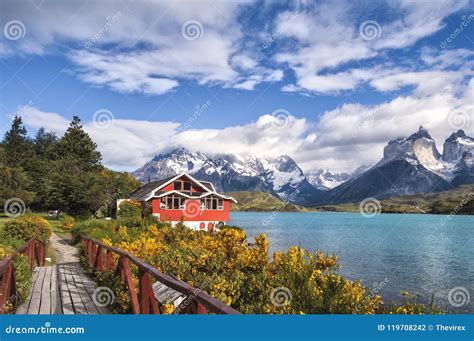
top-left (272, 0), bottom-right (471, 94)
top-left (19, 73), bottom-right (473, 173)
top-left (1, 0), bottom-right (285, 94)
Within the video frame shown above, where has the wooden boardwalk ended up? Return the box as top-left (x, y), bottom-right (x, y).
top-left (16, 263), bottom-right (108, 314)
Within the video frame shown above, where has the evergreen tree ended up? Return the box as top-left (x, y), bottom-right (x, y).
top-left (57, 116), bottom-right (102, 172)
top-left (2, 116), bottom-right (32, 168)
top-left (29, 128), bottom-right (59, 210)
top-left (0, 146), bottom-right (34, 207)
top-left (34, 128), bottom-right (58, 160)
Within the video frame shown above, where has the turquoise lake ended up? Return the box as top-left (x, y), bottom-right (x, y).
top-left (229, 212), bottom-right (474, 313)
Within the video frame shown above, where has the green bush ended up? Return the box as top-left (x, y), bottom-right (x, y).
top-left (60, 215), bottom-right (75, 231)
top-left (118, 200), bottom-right (142, 219)
top-left (4, 215), bottom-right (52, 244)
top-left (0, 244), bottom-right (32, 313)
top-left (4, 215), bottom-right (51, 244)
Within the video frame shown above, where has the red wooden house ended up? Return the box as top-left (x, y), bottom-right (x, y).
top-left (122, 173), bottom-right (237, 232)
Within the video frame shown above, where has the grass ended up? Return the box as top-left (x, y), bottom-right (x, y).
top-left (227, 191), bottom-right (314, 212)
top-left (0, 212), bottom-right (74, 265)
top-left (317, 185), bottom-right (474, 215)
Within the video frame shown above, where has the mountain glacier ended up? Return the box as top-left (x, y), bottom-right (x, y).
top-left (131, 128), bottom-right (474, 206)
top-left (131, 148), bottom-right (324, 205)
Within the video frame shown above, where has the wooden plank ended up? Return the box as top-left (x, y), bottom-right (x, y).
top-left (72, 265), bottom-right (109, 314)
top-left (27, 267), bottom-right (46, 314)
top-left (70, 265), bottom-right (100, 314)
top-left (58, 265), bottom-right (74, 314)
top-left (15, 267), bottom-right (39, 314)
top-left (64, 265), bottom-right (87, 314)
top-left (39, 266), bottom-right (52, 314)
top-left (50, 265), bottom-right (62, 314)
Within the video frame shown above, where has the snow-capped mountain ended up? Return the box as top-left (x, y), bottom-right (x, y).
top-left (321, 127), bottom-right (474, 204)
top-left (132, 128), bottom-right (474, 206)
top-left (132, 148), bottom-right (324, 205)
top-left (306, 169), bottom-right (351, 190)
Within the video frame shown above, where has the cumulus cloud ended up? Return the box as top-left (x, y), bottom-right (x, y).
top-left (19, 74), bottom-right (473, 173)
top-left (272, 0), bottom-right (471, 94)
top-left (1, 0), bottom-right (283, 94)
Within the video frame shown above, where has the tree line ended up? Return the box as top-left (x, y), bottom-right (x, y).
top-left (0, 115), bottom-right (140, 216)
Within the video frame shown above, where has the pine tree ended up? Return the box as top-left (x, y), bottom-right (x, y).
top-left (34, 128), bottom-right (58, 160)
top-left (57, 116), bottom-right (102, 172)
top-left (2, 116), bottom-right (32, 168)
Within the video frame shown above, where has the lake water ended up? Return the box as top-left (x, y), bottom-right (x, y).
top-left (229, 212), bottom-right (474, 313)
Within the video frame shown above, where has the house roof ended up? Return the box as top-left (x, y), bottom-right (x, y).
top-left (129, 173), bottom-right (237, 203)
top-left (129, 175), bottom-right (176, 200)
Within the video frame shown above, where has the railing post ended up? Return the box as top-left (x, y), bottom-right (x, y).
top-left (89, 243), bottom-right (96, 268)
top-left (106, 250), bottom-right (114, 270)
top-left (29, 241), bottom-right (35, 270)
top-left (35, 241), bottom-right (45, 267)
top-left (138, 270), bottom-right (160, 314)
top-left (0, 261), bottom-right (15, 314)
top-left (119, 257), bottom-right (140, 314)
top-left (95, 246), bottom-right (103, 271)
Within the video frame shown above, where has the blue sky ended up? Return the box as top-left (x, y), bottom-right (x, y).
top-left (0, 0), bottom-right (473, 171)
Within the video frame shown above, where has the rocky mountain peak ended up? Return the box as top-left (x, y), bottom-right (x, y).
top-left (407, 125), bottom-right (433, 141)
top-left (442, 130), bottom-right (474, 162)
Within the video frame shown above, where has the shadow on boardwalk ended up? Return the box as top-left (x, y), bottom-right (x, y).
top-left (16, 233), bottom-right (109, 315)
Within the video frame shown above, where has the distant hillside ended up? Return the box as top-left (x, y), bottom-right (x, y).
top-left (227, 191), bottom-right (310, 212)
top-left (317, 185), bottom-right (474, 215)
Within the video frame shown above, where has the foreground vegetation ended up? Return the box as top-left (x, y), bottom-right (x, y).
top-left (72, 207), bottom-right (443, 315)
top-left (317, 185), bottom-right (474, 215)
top-left (0, 214), bottom-right (53, 311)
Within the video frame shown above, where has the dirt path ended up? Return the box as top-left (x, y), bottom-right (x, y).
top-left (49, 232), bottom-right (79, 264)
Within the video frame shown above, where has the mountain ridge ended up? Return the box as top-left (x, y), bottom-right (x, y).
top-left (131, 127), bottom-right (474, 206)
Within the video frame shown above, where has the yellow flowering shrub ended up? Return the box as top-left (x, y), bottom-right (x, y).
top-left (79, 221), bottom-right (397, 314)
top-left (60, 215), bottom-right (75, 231)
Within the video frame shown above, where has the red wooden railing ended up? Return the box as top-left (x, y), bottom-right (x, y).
top-left (82, 237), bottom-right (240, 314)
top-left (0, 238), bottom-right (45, 314)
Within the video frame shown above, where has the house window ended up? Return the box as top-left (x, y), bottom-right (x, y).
top-left (160, 197), bottom-right (167, 209)
top-left (183, 181), bottom-right (192, 191)
top-left (218, 199), bottom-right (223, 210)
top-left (161, 195), bottom-right (185, 209)
top-left (174, 181), bottom-right (181, 190)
